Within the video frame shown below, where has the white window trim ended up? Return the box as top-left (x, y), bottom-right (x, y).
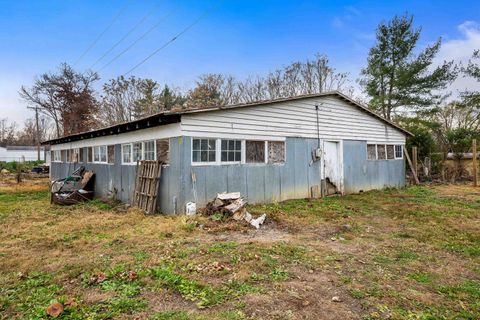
top-left (52, 150), bottom-right (62, 162)
top-left (143, 140), bottom-right (157, 162)
top-left (394, 145), bottom-right (404, 159)
top-left (191, 138), bottom-right (218, 165)
top-left (121, 143), bottom-right (133, 165)
top-left (367, 144), bottom-right (404, 161)
top-left (220, 139), bottom-right (242, 164)
top-left (121, 140), bottom-right (157, 165)
top-left (191, 137), bottom-right (286, 166)
top-left (92, 145), bottom-right (108, 164)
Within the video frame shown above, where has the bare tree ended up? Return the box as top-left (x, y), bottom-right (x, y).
top-left (20, 63), bottom-right (99, 137)
top-left (0, 118), bottom-right (17, 147)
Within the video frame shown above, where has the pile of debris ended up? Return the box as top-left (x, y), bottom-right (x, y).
top-left (205, 192), bottom-right (266, 229)
top-left (50, 166), bottom-right (95, 205)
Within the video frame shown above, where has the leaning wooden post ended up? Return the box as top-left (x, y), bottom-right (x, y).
top-left (404, 147), bottom-right (419, 185)
top-left (473, 139), bottom-right (478, 187)
top-left (412, 146), bottom-right (418, 181)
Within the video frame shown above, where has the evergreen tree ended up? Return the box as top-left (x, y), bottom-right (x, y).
top-left (360, 14), bottom-right (456, 120)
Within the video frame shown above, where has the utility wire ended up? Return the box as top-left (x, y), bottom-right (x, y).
top-left (98, 11), bottom-right (173, 72)
top-left (89, 5), bottom-right (157, 69)
top-left (74, 1), bottom-right (130, 66)
top-left (123, 1), bottom-right (222, 76)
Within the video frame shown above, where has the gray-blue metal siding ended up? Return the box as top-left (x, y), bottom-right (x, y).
top-left (50, 137), bottom-right (405, 214)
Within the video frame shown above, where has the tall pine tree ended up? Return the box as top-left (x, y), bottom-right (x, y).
top-left (361, 14), bottom-right (456, 120)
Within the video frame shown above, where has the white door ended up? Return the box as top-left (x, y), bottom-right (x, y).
top-left (323, 141), bottom-right (342, 195)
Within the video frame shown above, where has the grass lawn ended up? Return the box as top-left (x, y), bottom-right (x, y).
top-left (0, 176), bottom-right (479, 319)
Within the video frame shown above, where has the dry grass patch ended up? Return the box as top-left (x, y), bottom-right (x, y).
top-left (0, 178), bottom-right (479, 319)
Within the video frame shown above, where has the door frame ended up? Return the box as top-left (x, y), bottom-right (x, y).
top-left (321, 139), bottom-right (344, 195)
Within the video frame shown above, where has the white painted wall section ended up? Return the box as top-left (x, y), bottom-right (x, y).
top-left (51, 123), bottom-right (181, 150)
top-left (181, 96), bottom-right (406, 144)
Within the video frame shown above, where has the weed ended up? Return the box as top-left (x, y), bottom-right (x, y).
top-left (269, 268), bottom-right (289, 281)
top-left (408, 272), bottom-right (433, 284)
top-left (150, 266), bottom-right (225, 308)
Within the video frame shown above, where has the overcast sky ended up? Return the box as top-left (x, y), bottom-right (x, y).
top-left (1, 0), bottom-right (479, 127)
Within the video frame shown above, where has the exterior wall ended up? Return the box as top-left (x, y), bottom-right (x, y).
top-left (50, 137), bottom-right (184, 213)
top-left (176, 137), bottom-right (322, 213)
top-left (343, 140), bottom-right (405, 193)
top-left (181, 96), bottom-right (405, 144)
top-left (50, 137), bottom-right (407, 214)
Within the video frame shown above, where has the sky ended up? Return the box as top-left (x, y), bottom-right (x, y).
top-left (1, 0), bottom-right (480, 127)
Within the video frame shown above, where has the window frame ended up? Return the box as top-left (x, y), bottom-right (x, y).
top-left (191, 137), bottom-right (286, 166)
top-left (120, 140), bottom-right (157, 165)
top-left (220, 139), bottom-right (242, 164)
top-left (192, 138), bottom-right (217, 164)
top-left (143, 140), bottom-right (156, 161)
top-left (52, 150), bottom-right (62, 162)
top-left (367, 144), bottom-right (405, 161)
top-left (92, 145), bottom-right (108, 163)
top-left (122, 143), bottom-right (132, 164)
top-left (394, 145), bottom-right (404, 159)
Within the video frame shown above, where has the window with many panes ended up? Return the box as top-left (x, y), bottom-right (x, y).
top-left (122, 144), bottom-right (132, 164)
top-left (93, 145), bottom-right (107, 163)
top-left (192, 139), bottom-right (216, 163)
top-left (133, 142), bottom-right (142, 162)
top-left (221, 139), bottom-right (241, 162)
top-left (143, 141), bottom-right (155, 160)
top-left (53, 150), bottom-right (62, 162)
top-left (394, 145), bottom-right (403, 159)
top-left (367, 144), bottom-right (404, 160)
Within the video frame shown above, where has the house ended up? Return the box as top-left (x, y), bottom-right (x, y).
top-left (0, 146), bottom-right (50, 163)
top-left (42, 91), bottom-right (411, 214)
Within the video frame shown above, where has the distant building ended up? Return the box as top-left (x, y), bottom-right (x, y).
top-left (0, 146), bottom-right (50, 163)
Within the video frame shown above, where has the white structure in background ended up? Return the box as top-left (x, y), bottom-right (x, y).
top-left (0, 146), bottom-right (50, 163)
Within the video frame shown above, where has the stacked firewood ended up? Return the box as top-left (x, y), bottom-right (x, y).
top-left (205, 192), bottom-right (266, 229)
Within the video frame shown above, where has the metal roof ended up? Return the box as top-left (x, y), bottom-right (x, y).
top-left (42, 91), bottom-right (412, 145)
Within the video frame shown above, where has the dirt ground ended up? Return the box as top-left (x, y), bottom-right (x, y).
top-left (0, 175), bottom-right (479, 319)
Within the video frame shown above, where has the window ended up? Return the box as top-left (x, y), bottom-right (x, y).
top-left (79, 148), bottom-right (85, 162)
top-left (71, 148), bottom-right (79, 162)
top-left (143, 140), bottom-right (155, 160)
top-left (133, 142), bottom-right (142, 162)
top-left (395, 145), bottom-right (403, 159)
top-left (107, 145), bottom-right (115, 164)
top-left (246, 141), bottom-right (265, 163)
top-left (221, 139), bottom-right (241, 162)
top-left (386, 145), bottom-right (395, 160)
top-left (268, 141), bottom-right (285, 164)
top-left (368, 144), bottom-right (404, 160)
top-left (93, 145), bottom-right (107, 163)
top-left (191, 138), bottom-right (286, 165)
top-left (156, 139), bottom-right (170, 164)
top-left (122, 144), bottom-right (132, 164)
top-left (192, 138), bottom-right (216, 163)
top-left (367, 144), bottom-right (376, 160)
top-left (377, 144), bottom-right (386, 160)
top-left (53, 150), bottom-right (62, 162)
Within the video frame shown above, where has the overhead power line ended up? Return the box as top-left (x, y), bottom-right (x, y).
top-left (89, 5), bottom-right (157, 69)
top-left (123, 1), bottom-right (222, 76)
top-left (74, 1), bottom-right (130, 66)
top-left (98, 11), bottom-right (173, 72)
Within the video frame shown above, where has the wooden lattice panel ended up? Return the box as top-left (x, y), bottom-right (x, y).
top-left (133, 160), bottom-right (162, 214)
